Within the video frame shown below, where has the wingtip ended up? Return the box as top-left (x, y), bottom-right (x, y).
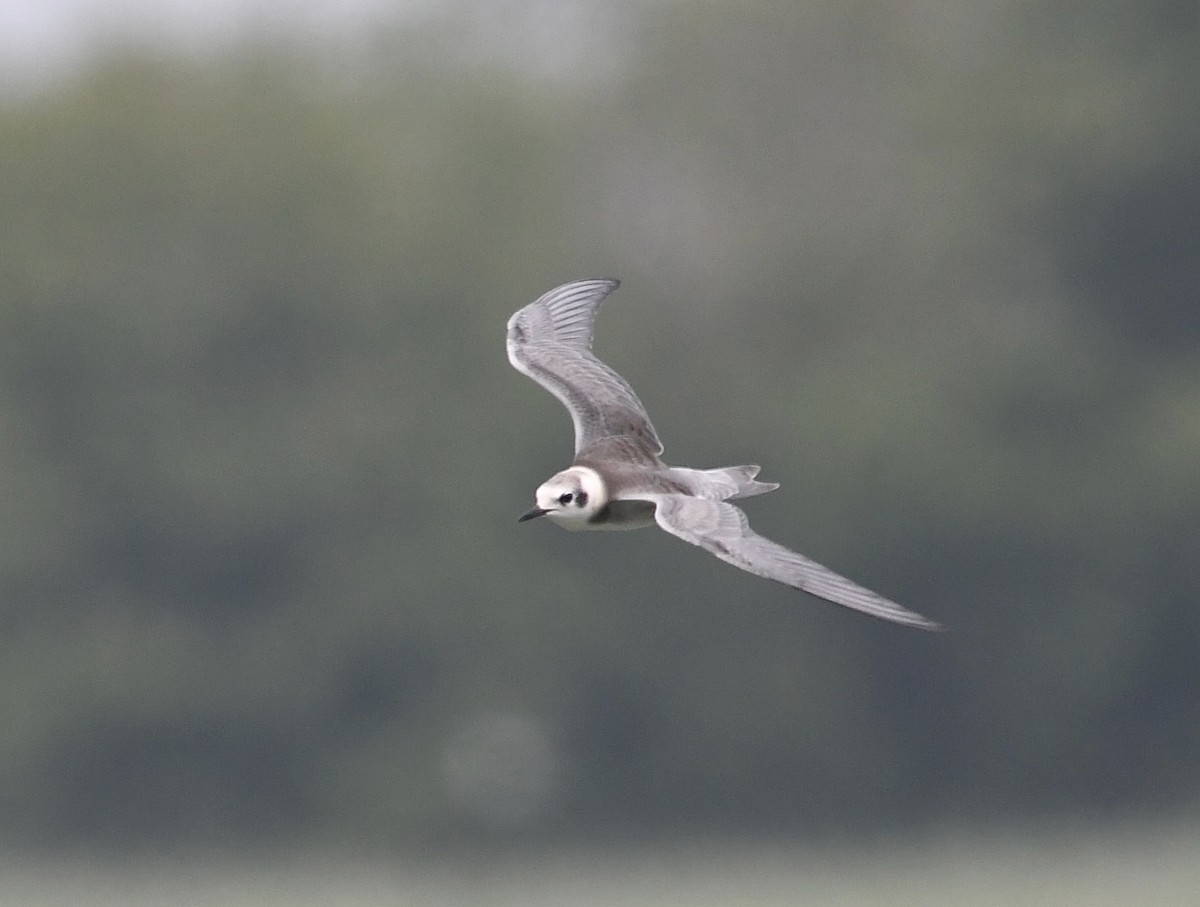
top-left (565, 277), bottom-right (620, 290)
top-left (584, 277), bottom-right (620, 293)
top-left (913, 616), bottom-right (947, 632)
top-left (885, 605), bottom-right (945, 632)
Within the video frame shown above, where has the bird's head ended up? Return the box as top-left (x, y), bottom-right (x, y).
top-left (519, 466), bottom-right (607, 527)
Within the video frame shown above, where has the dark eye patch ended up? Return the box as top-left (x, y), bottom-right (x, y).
top-left (558, 492), bottom-right (574, 505)
top-left (576, 491), bottom-right (588, 506)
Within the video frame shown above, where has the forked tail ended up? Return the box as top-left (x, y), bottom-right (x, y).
top-left (674, 464), bottom-right (780, 501)
top-left (719, 464), bottom-right (780, 499)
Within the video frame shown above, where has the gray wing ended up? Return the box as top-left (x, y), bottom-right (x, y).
top-left (640, 494), bottom-right (942, 630)
top-left (507, 279), bottom-right (663, 455)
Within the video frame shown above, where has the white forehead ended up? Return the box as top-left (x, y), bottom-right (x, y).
top-left (537, 466), bottom-right (606, 500)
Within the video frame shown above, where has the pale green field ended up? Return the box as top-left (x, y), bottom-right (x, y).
top-left (6, 823), bottom-right (1198, 907)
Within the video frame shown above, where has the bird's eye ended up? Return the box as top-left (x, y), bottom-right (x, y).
top-left (558, 492), bottom-right (573, 505)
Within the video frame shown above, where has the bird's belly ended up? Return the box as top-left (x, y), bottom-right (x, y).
top-left (582, 499), bottom-right (657, 531)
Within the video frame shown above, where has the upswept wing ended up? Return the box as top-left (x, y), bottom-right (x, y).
top-left (507, 279), bottom-right (663, 455)
top-left (638, 494), bottom-right (942, 630)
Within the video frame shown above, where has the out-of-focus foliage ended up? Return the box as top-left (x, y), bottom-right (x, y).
top-left (0, 0), bottom-right (1196, 852)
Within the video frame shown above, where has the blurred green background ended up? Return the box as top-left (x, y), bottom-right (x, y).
top-left (0, 0), bottom-right (1198, 898)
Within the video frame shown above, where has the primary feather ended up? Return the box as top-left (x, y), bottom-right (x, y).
top-left (638, 494), bottom-right (942, 630)
top-left (507, 279), bottom-right (663, 455)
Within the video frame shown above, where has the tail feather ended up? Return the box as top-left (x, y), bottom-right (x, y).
top-left (721, 464), bottom-right (780, 500)
top-left (673, 465), bottom-right (779, 501)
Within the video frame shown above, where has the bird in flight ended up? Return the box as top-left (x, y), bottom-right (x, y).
top-left (507, 279), bottom-right (941, 630)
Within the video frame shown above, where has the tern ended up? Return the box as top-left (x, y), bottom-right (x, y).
top-left (508, 279), bottom-right (941, 630)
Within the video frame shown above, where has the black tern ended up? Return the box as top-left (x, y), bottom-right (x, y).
top-left (508, 279), bottom-right (942, 630)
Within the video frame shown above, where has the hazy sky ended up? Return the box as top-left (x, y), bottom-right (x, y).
top-left (0, 0), bottom-right (409, 88)
top-left (0, 0), bottom-right (623, 93)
